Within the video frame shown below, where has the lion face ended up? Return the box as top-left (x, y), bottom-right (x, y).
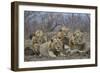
top-left (69, 30), bottom-right (84, 49)
top-left (50, 38), bottom-right (63, 52)
top-left (35, 30), bottom-right (43, 37)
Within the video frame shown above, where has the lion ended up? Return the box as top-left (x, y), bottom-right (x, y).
top-left (31, 30), bottom-right (47, 56)
top-left (39, 38), bottom-right (65, 58)
top-left (56, 26), bottom-right (71, 50)
top-left (34, 30), bottom-right (47, 44)
top-left (56, 26), bottom-right (69, 39)
top-left (69, 29), bottom-right (85, 50)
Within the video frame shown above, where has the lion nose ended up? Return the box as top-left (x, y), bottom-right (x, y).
top-left (57, 47), bottom-right (60, 49)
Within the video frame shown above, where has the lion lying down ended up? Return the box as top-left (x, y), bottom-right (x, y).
top-left (39, 38), bottom-right (66, 58)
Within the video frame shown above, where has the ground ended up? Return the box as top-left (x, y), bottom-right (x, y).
top-left (24, 47), bottom-right (90, 61)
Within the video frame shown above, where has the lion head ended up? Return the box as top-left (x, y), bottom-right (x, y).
top-left (49, 38), bottom-right (64, 52)
top-left (35, 30), bottom-right (43, 38)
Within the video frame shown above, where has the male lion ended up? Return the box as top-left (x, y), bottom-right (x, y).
top-left (69, 29), bottom-right (85, 50)
top-left (31, 30), bottom-right (47, 56)
top-left (56, 26), bottom-right (71, 50)
top-left (39, 38), bottom-right (65, 58)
